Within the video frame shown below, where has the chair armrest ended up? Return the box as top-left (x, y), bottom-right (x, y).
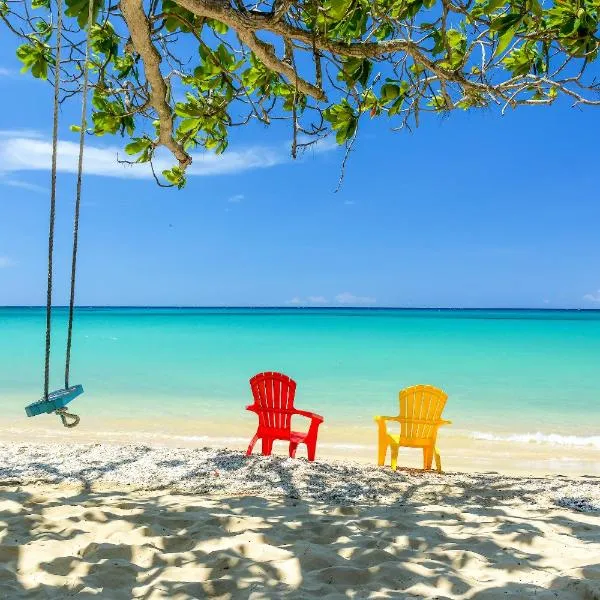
top-left (246, 404), bottom-right (258, 412)
top-left (384, 417), bottom-right (450, 425)
top-left (294, 409), bottom-right (324, 423)
top-left (374, 415), bottom-right (398, 422)
top-left (375, 416), bottom-right (451, 428)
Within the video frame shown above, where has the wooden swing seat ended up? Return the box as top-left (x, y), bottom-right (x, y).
top-left (25, 384), bottom-right (84, 417)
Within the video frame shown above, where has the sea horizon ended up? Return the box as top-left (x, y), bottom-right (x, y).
top-left (3, 305), bottom-right (600, 310)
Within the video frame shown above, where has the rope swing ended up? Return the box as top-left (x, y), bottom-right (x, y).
top-left (25, 0), bottom-right (94, 428)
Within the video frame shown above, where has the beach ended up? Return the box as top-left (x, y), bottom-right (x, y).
top-left (1, 442), bottom-right (599, 598)
top-left (2, 307), bottom-right (600, 597)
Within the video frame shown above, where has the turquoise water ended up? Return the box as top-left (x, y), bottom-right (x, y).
top-left (1, 307), bottom-right (600, 441)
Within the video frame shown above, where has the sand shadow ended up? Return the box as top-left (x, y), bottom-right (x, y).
top-left (1, 473), bottom-right (598, 599)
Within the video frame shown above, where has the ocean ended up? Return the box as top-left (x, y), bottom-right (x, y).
top-left (1, 307), bottom-right (599, 471)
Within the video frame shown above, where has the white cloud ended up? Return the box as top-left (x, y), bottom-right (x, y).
top-left (189, 147), bottom-right (284, 177)
top-left (227, 194), bottom-right (245, 203)
top-left (286, 296), bottom-right (328, 306)
top-left (287, 292), bottom-right (376, 306)
top-left (0, 68), bottom-right (16, 77)
top-left (0, 131), bottom-right (337, 182)
top-left (0, 129), bottom-right (43, 139)
top-left (0, 177), bottom-right (46, 194)
top-left (583, 290), bottom-right (600, 303)
top-left (335, 292), bottom-right (376, 305)
top-left (0, 256), bottom-right (15, 268)
top-left (0, 135), bottom-right (289, 180)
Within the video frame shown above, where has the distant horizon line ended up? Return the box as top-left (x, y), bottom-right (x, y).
top-left (1, 305), bottom-right (599, 311)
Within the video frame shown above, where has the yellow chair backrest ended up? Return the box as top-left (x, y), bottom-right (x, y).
top-left (398, 384), bottom-right (448, 441)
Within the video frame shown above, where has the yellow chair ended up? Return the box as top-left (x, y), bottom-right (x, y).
top-left (375, 385), bottom-right (451, 473)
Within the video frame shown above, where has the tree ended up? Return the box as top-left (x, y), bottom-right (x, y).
top-left (2, 0), bottom-right (599, 187)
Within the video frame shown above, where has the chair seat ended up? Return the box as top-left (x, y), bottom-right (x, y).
top-left (387, 434), bottom-right (434, 448)
top-left (260, 429), bottom-right (308, 443)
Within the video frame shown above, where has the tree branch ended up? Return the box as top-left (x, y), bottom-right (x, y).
top-left (120, 0), bottom-right (191, 167)
top-left (173, 0), bottom-right (492, 97)
top-left (236, 28), bottom-right (327, 101)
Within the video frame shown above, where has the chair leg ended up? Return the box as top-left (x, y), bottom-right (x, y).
top-left (289, 441), bottom-right (299, 458)
top-left (246, 435), bottom-right (259, 456)
top-left (390, 444), bottom-right (399, 471)
top-left (423, 446), bottom-right (433, 470)
top-left (261, 438), bottom-right (274, 456)
top-left (377, 440), bottom-right (388, 466)
top-left (434, 447), bottom-right (442, 473)
top-left (306, 442), bottom-right (316, 462)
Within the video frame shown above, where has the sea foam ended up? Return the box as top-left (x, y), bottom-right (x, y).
top-left (472, 431), bottom-right (600, 449)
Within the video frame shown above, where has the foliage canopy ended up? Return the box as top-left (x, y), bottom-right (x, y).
top-left (2, 0), bottom-right (599, 186)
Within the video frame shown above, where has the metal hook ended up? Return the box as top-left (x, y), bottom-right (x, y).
top-left (55, 408), bottom-right (80, 428)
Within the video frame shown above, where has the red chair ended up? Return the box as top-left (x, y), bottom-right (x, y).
top-left (246, 372), bottom-right (324, 461)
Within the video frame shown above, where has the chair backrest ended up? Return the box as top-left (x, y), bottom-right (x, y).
top-left (398, 384), bottom-right (448, 440)
top-left (249, 371), bottom-right (297, 432)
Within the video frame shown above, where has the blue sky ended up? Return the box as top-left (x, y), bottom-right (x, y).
top-left (1, 35), bottom-right (600, 308)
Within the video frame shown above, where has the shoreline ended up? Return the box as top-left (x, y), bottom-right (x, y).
top-left (1, 441), bottom-right (599, 510)
top-left (2, 415), bottom-right (599, 476)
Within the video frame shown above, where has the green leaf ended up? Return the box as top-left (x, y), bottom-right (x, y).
top-left (162, 166), bottom-right (186, 189)
top-left (428, 94), bottom-right (448, 110)
top-left (335, 117), bottom-right (357, 143)
top-left (206, 18), bottom-right (228, 34)
top-left (410, 62), bottom-right (426, 75)
top-left (494, 23), bottom-right (520, 57)
top-left (529, 0), bottom-right (542, 18)
top-left (325, 0), bottom-right (352, 21)
top-left (381, 83), bottom-right (400, 101)
top-left (484, 0), bottom-right (506, 14)
top-left (388, 96), bottom-right (405, 116)
top-left (16, 42), bottom-right (51, 79)
top-left (502, 42), bottom-right (542, 76)
top-left (338, 57), bottom-right (372, 87)
top-left (374, 23), bottom-right (393, 40)
top-left (65, 0), bottom-right (104, 28)
top-left (125, 138), bottom-right (150, 155)
top-left (161, 0), bottom-right (197, 33)
top-left (114, 54), bottom-right (134, 78)
top-left (90, 21), bottom-right (119, 57)
top-left (490, 12), bottom-right (522, 32)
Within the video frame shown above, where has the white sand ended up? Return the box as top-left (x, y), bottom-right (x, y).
top-left (1, 442), bottom-right (599, 598)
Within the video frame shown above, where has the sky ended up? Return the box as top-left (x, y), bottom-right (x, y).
top-left (1, 34), bottom-right (600, 309)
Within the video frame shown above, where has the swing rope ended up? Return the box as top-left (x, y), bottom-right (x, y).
top-left (65, 0), bottom-right (94, 391)
top-left (43, 0), bottom-right (63, 402)
top-left (42, 0), bottom-right (93, 427)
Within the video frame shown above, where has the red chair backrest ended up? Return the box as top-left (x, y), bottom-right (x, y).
top-left (249, 372), bottom-right (297, 432)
